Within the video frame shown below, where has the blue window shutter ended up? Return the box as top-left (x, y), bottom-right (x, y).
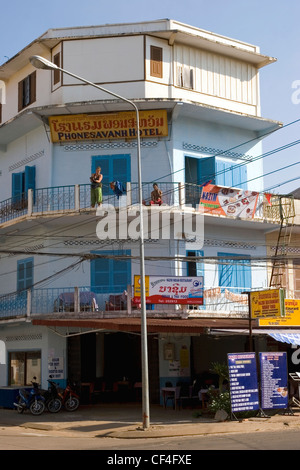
top-left (216, 159), bottom-right (232, 187)
top-left (92, 154), bottom-right (130, 196)
top-left (25, 166), bottom-right (36, 192)
top-left (232, 164), bottom-right (247, 189)
top-left (216, 159), bottom-right (247, 189)
top-left (218, 252), bottom-right (251, 291)
top-left (12, 172), bottom-right (24, 203)
top-left (17, 258), bottom-right (34, 291)
top-left (197, 157), bottom-right (216, 185)
top-left (25, 166), bottom-right (36, 202)
top-left (91, 250), bottom-right (131, 293)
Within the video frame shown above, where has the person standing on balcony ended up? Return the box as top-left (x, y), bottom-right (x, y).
top-left (150, 183), bottom-right (163, 206)
top-left (90, 167), bottom-right (103, 207)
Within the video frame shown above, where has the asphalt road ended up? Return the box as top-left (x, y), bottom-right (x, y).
top-left (1, 426), bottom-right (300, 452)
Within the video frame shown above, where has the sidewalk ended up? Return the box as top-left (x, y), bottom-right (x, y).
top-left (1, 403), bottom-right (300, 439)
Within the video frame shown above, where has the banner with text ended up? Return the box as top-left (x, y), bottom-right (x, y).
top-left (259, 299), bottom-right (300, 327)
top-left (200, 184), bottom-right (259, 219)
top-left (250, 288), bottom-right (285, 318)
top-left (133, 275), bottom-right (204, 305)
top-left (259, 352), bottom-right (288, 410)
top-left (228, 352), bottom-right (260, 413)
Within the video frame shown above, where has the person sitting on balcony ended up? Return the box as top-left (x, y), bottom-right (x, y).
top-left (110, 181), bottom-right (126, 199)
top-left (90, 167), bottom-right (103, 207)
top-left (150, 183), bottom-right (163, 206)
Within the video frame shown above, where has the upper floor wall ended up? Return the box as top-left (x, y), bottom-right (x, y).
top-left (0, 19), bottom-right (276, 126)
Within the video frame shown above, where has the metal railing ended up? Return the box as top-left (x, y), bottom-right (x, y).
top-left (0, 182), bottom-right (292, 225)
top-left (1, 285), bottom-right (299, 320)
top-left (0, 285), bottom-right (257, 319)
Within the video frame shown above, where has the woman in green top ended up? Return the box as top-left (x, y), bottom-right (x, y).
top-left (90, 167), bottom-right (103, 207)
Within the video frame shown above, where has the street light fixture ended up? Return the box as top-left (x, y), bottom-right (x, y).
top-left (29, 55), bottom-right (150, 429)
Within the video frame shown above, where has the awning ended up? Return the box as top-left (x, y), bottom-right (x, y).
top-left (31, 316), bottom-right (250, 334)
top-left (210, 328), bottom-right (300, 346)
top-left (266, 331), bottom-right (300, 346)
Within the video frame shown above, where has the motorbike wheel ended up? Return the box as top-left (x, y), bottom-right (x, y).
top-left (16, 398), bottom-right (25, 414)
top-left (47, 398), bottom-right (62, 413)
top-left (30, 399), bottom-right (45, 415)
top-left (65, 396), bottom-right (80, 411)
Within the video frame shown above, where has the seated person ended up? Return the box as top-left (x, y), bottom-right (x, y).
top-left (150, 183), bottom-right (163, 206)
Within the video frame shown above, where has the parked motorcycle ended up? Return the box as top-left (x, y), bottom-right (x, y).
top-left (58, 380), bottom-right (80, 411)
top-left (14, 377), bottom-right (45, 415)
top-left (41, 378), bottom-right (62, 413)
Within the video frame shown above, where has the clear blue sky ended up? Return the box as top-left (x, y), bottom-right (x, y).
top-left (1, 0), bottom-right (299, 194)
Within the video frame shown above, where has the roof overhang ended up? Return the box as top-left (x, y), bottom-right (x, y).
top-left (31, 316), bottom-right (250, 334)
top-left (0, 20), bottom-right (276, 78)
top-left (0, 100), bottom-right (282, 148)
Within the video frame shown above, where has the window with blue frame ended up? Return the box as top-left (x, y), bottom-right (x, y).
top-left (12, 166), bottom-right (36, 205)
top-left (17, 258), bottom-right (34, 292)
top-left (91, 154), bottom-right (130, 196)
top-left (90, 250), bottom-right (131, 293)
top-left (218, 252), bottom-right (251, 292)
top-left (185, 156), bottom-right (247, 206)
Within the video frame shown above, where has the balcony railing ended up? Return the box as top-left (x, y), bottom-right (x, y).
top-left (0, 285), bottom-right (262, 319)
top-left (0, 182), bottom-right (289, 225)
top-left (1, 285), bottom-right (299, 320)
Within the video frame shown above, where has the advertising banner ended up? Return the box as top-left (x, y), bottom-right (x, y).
top-left (200, 184), bottom-right (259, 219)
top-left (259, 352), bottom-right (288, 410)
top-left (133, 275), bottom-right (203, 305)
top-left (259, 299), bottom-right (300, 327)
top-left (250, 289), bottom-right (285, 318)
top-left (228, 352), bottom-right (260, 413)
top-left (49, 109), bottom-right (168, 142)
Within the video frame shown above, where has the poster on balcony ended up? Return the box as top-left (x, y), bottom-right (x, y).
top-left (200, 184), bottom-right (259, 219)
top-left (48, 110), bottom-right (168, 142)
top-left (259, 352), bottom-right (288, 410)
top-left (133, 275), bottom-right (204, 305)
top-left (228, 352), bottom-right (260, 413)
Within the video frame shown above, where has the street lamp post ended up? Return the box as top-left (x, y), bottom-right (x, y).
top-left (29, 55), bottom-right (150, 429)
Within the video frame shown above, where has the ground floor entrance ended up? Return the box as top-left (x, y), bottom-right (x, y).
top-left (67, 331), bottom-right (160, 404)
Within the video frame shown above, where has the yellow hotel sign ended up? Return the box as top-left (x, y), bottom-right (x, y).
top-left (259, 299), bottom-right (300, 327)
top-left (48, 110), bottom-right (168, 143)
top-left (250, 288), bottom-right (285, 319)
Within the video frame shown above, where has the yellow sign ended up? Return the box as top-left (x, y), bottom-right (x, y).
top-left (250, 289), bottom-right (285, 319)
top-left (133, 275), bottom-right (150, 297)
top-left (259, 299), bottom-right (300, 326)
top-left (48, 110), bottom-right (168, 143)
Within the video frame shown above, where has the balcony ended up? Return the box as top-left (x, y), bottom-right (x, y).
top-left (0, 285), bottom-right (259, 321)
top-left (0, 182), bottom-right (291, 227)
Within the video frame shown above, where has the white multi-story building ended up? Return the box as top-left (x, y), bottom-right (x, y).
top-left (0, 19), bottom-right (294, 406)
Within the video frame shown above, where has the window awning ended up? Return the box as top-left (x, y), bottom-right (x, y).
top-left (266, 331), bottom-right (300, 346)
top-left (210, 328), bottom-right (300, 346)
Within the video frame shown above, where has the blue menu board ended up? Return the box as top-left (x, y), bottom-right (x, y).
top-left (259, 352), bottom-right (288, 409)
top-left (228, 353), bottom-right (260, 413)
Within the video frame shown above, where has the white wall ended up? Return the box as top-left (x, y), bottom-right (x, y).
top-left (0, 126), bottom-right (52, 201)
top-left (0, 323), bottom-right (66, 389)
